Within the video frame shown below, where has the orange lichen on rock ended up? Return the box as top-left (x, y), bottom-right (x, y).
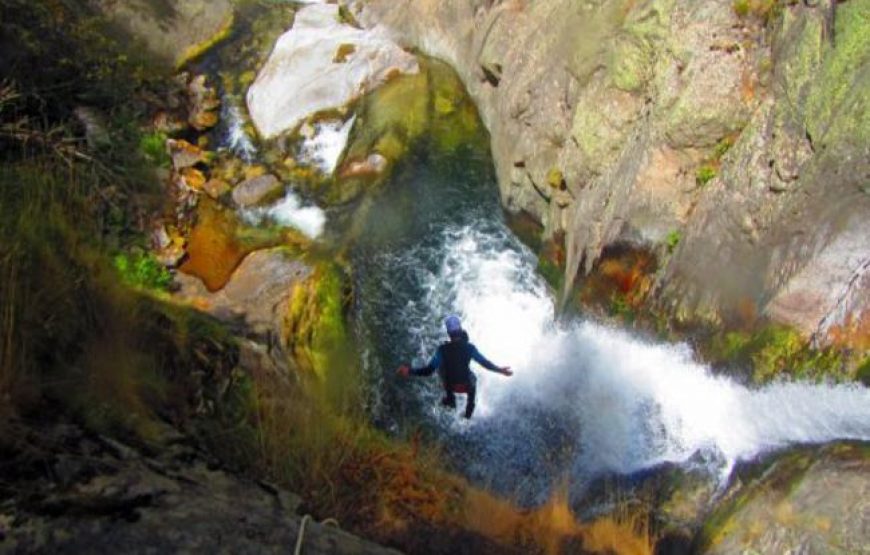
top-left (825, 308), bottom-right (870, 351)
top-left (179, 201), bottom-right (251, 292)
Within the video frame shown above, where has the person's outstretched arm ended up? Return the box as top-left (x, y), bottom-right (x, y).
top-left (469, 344), bottom-right (512, 376)
top-left (398, 349), bottom-right (441, 377)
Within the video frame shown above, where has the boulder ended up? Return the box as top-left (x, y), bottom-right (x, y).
top-left (87, 0), bottom-right (234, 68)
top-left (232, 173), bottom-right (283, 207)
top-left (176, 248), bottom-right (311, 336)
top-left (167, 139), bottom-right (206, 169)
top-left (246, 2), bottom-right (418, 139)
top-left (703, 444), bottom-right (869, 555)
top-left (1, 418), bottom-right (401, 555)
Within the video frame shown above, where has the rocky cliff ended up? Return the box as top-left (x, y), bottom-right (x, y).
top-left (353, 0), bottom-right (869, 348)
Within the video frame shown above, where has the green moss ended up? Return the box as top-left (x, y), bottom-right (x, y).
top-left (708, 324), bottom-right (847, 384)
top-left (713, 136), bottom-right (734, 160)
top-left (857, 358), bottom-right (870, 386)
top-left (733, 0), bottom-right (750, 18)
top-left (176, 11), bottom-right (235, 68)
top-left (805, 0), bottom-right (870, 145)
top-left (284, 261), bottom-right (350, 379)
top-left (665, 229), bottom-right (681, 253)
top-left (609, 293), bottom-right (636, 323)
top-left (537, 256), bottom-right (564, 292)
top-left (695, 165), bottom-right (717, 187)
top-left (610, 38), bottom-right (651, 92)
top-left (547, 168), bottom-right (565, 189)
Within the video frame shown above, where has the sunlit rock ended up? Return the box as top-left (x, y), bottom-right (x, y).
top-left (232, 173), bottom-right (283, 207)
top-left (246, 3), bottom-right (418, 139)
top-left (168, 139), bottom-right (206, 170)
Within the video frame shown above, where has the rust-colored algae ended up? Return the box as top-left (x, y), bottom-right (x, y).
top-left (179, 200), bottom-right (253, 292)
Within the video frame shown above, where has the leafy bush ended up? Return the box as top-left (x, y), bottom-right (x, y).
top-left (139, 131), bottom-right (170, 167)
top-left (732, 0), bottom-right (751, 17)
top-left (114, 252), bottom-right (173, 290)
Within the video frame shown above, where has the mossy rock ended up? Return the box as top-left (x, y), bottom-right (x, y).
top-left (707, 324), bottom-right (848, 384)
top-left (804, 0), bottom-right (870, 146)
top-left (282, 261), bottom-right (351, 378)
top-left (328, 56), bottom-right (485, 204)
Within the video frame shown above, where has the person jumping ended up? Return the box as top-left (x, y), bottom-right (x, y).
top-left (397, 315), bottom-right (512, 418)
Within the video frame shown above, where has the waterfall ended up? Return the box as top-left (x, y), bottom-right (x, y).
top-left (382, 221), bottom-right (870, 496)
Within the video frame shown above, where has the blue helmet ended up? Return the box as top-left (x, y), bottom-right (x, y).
top-left (444, 315), bottom-right (462, 335)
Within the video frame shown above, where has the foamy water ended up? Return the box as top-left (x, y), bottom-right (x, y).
top-left (411, 224), bottom-right (870, 481)
top-left (221, 98), bottom-right (257, 161)
top-left (241, 190), bottom-right (326, 239)
top-left (299, 116), bottom-right (356, 175)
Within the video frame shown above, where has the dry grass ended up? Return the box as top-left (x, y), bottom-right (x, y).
top-left (464, 485), bottom-right (655, 555)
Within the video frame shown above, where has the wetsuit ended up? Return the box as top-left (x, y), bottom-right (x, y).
top-left (410, 332), bottom-right (501, 418)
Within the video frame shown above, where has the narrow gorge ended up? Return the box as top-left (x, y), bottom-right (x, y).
top-left (1, 1), bottom-right (868, 554)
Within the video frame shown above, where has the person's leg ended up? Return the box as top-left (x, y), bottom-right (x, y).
top-left (464, 373), bottom-right (477, 418)
top-left (441, 386), bottom-right (456, 408)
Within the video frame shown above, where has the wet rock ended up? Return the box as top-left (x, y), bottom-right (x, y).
top-left (231, 173), bottom-right (283, 207)
top-left (179, 167), bottom-right (207, 191)
top-left (201, 178), bottom-right (231, 200)
top-left (152, 111), bottom-right (188, 135)
top-left (151, 224), bottom-right (187, 268)
top-left (87, 0), bottom-right (233, 68)
top-left (167, 139), bottom-right (206, 170)
top-left (339, 153), bottom-right (388, 179)
top-left (247, 2), bottom-right (418, 139)
top-left (176, 248), bottom-right (311, 336)
top-left (187, 75), bottom-right (221, 131)
top-left (703, 444), bottom-right (869, 555)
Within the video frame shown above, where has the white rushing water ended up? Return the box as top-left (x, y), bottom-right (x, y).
top-left (411, 224), bottom-right (870, 481)
top-left (221, 98), bottom-right (257, 161)
top-left (241, 190), bottom-right (326, 239)
top-left (299, 116), bottom-right (356, 175)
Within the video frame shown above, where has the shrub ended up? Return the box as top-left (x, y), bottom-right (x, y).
top-left (114, 252), bottom-right (173, 290)
top-left (139, 131), bottom-right (170, 167)
top-left (733, 0), bottom-right (751, 17)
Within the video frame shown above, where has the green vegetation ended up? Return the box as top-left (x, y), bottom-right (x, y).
top-left (139, 131), bottom-right (170, 167)
top-left (114, 251), bottom-right (173, 290)
top-left (665, 229), bottom-right (681, 253)
top-left (537, 256), bottom-right (564, 292)
top-left (732, 0), bottom-right (784, 24)
top-left (609, 293), bottom-right (636, 324)
top-left (695, 137), bottom-right (734, 188)
top-left (856, 357), bottom-right (870, 386)
top-left (713, 136), bottom-right (735, 159)
top-left (709, 324), bottom-right (847, 384)
top-left (695, 165), bottom-right (717, 187)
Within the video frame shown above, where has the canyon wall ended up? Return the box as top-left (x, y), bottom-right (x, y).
top-left (354, 0), bottom-right (869, 346)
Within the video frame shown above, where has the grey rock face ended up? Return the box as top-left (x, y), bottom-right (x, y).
top-left (0, 419), bottom-right (402, 555)
top-left (87, 0), bottom-right (233, 67)
top-left (232, 174), bottom-right (284, 208)
top-left (353, 0), bottom-right (869, 345)
top-left (704, 444), bottom-right (869, 555)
